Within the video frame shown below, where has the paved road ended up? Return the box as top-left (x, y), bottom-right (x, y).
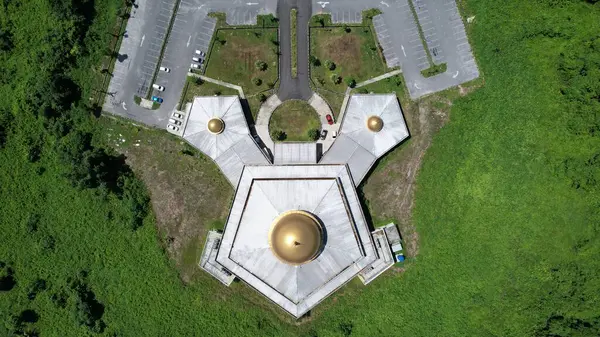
top-left (277, 0), bottom-right (313, 101)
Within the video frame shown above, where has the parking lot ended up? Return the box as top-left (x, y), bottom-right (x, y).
top-left (103, 0), bottom-right (276, 128)
top-left (310, 0), bottom-right (479, 99)
top-left (412, 0), bottom-right (445, 65)
top-left (153, 2), bottom-right (217, 112)
top-left (210, 0), bottom-right (278, 25)
top-left (135, 0), bottom-right (178, 98)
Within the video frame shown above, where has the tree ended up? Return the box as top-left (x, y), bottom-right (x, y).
top-left (325, 59), bottom-right (336, 71)
top-left (252, 77), bottom-right (262, 86)
top-left (258, 93), bottom-right (267, 102)
top-left (119, 174), bottom-right (150, 230)
top-left (343, 24), bottom-right (351, 33)
top-left (270, 129), bottom-right (286, 141)
top-left (330, 74), bottom-right (341, 84)
top-left (0, 262), bottom-right (16, 291)
top-left (345, 77), bottom-right (356, 88)
top-left (314, 17), bottom-right (325, 27)
top-left (309, 55), bottom-right (321, 67)
top-left (255, 60), bottom-right (268, 71)
top-left (307, 129), bottom-right (320, 141)
top-left (195, 77), bottom-right (204, 85)
top-left (27, 279), bottom-right (47, 300)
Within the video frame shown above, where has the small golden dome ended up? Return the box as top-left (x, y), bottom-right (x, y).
top-left (366, 116), bottom-right (384, 132)
top-left (207, 118), bottom-right (225, 134)
top-left (268, 210), bottom-right (323, 265)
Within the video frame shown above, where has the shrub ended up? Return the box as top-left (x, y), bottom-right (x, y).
top-left (252, 78), bottom-right (262, 86)
top-left (343, 25), bottom-right (351, 33)
top-left (309, 55), bottom-right (321, 67)
top-left (195, 77), bottom-right (204, 85)
top-left (213, 89), bottom-right (221, 96)
top-left (307, 129), bottom-right (320, 141)
top-left (345, 77), bottom-right (356, 88)
top-left (330, 74), bottom-right (341, 84)
top-left (270, 129), bottom-right (286, 141)
top-left (325, 60), bottom-right (336, 71)
top-left (255, 60), bottom-right (268, 71)
top-left (258, 93), bottom-right (267, 102)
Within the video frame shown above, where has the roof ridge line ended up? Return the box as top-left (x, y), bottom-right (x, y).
top-left (310, 179), bottom-right (338, 214)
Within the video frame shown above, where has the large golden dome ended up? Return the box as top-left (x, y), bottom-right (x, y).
top-left (366, 115), bottom-right (384, 132)
top-left (268, 210), bottom-right (323, 265)
top-left (207, 117), bottom-right (225, 134)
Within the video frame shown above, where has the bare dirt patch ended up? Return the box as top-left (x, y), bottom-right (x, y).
top-left (100, 118), bottom-right (233, 283)
top-left (323, 34), bottom-right (362, 73)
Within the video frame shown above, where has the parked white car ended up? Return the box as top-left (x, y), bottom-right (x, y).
top-left (167, 124), bottom-right (179, 131)
top-left (152, 84), bottom-right (165, 91)
top-left (168, 118), bottom-right (182, 126)
top-left (159, 66), bottom-right (170, 72)
top-left (190, 63), bottom-right (200, 69)
top-left (192, 57), bottom-right (201, 63)
top-left (195, 50), bottom-right (205, 57)
top-left (172, 112), bottom-right (183, 119)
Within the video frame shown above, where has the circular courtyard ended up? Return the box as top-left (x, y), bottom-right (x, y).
top-left (269, 99), bottom-right (321, 141)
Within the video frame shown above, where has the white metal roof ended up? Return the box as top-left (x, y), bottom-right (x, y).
top-left (320, 94), bottom-right (409, 184)
top-left (215, 165), bottom-right (377, 317)
top-left (181, 96), bottom-right (270, 186)
top-left (199, 231), bottom-right (235, 286)
top-left (273, 142), bottom-right (318, 164)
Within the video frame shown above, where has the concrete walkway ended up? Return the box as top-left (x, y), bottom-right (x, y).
top-left (255, 94), bottom-right (282, 152)
top-left (308, 93), bottom-right (337, 152)
top-left (355, 69), bottom-right (403, 88)
top-left (187, 72), bottom-right (245, 99)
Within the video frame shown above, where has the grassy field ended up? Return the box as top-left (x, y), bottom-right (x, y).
top-left (291, 9), bottom-right (298, 78)
top-left (2, 0), bottom-right (600, 336)
top-left (310, 26), bottom-right (386, 93)
top-left (269, 100), bottom-right (321, 141)
top-left (205, 28), bottom-right (278, 95)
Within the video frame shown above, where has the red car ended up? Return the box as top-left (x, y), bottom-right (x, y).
top-left (326, 114), bottom-right (334, 125)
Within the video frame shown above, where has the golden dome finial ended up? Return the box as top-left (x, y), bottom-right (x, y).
top-left (366, 116), bottom-right (384, 132)
top-left (268, 210), bottom-right (323, 265)
top-left (207, 118), bottom-right (225, 134)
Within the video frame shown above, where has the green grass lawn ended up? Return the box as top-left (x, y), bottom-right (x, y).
top-left (205, 28), bottom-right (278, 95)
top-left (310, 26), bottom-right (386, 93)
top-left (180, 77), bottom-right (239, 106)
top-left (315, 89), bottom-right (345, 119)
top-left (269, 100), bottom-right (321, 141)
top-left (353, 74), bottom-right (407, 97)
top-left (291, 9), bottom-right (298, 78)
